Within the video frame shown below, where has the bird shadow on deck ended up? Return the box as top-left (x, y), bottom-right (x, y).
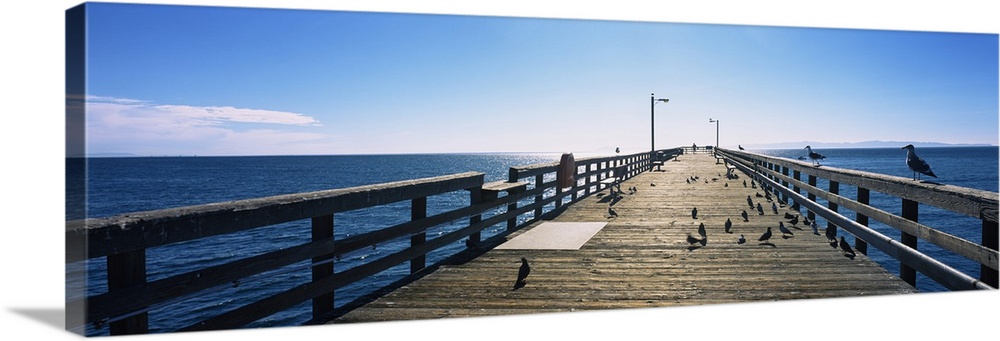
top-left (758, 242), bottom-right (776, 247)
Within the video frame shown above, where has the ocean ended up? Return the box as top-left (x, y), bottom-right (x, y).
top-left (67, 147), bottom-right (998, 335)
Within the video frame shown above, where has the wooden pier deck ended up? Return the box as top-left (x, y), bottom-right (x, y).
top-left (329, 153), bottom-right (917, 323)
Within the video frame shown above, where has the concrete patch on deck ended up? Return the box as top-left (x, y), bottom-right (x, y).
top-left (495, 222), bottom-right (607, 250)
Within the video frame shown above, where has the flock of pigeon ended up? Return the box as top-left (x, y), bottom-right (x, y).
top-left (686, 174), bottom-right (858, 261)
top-left (515, 143), bottom-right (935, 289)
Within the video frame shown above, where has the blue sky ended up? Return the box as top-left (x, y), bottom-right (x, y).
top-left (78, 2), bottom-right (998, 156)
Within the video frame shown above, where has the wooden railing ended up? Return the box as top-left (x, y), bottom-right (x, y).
top-left (716, 148), bottom-right (999, 290)
top-left (65, 148), bottom-right (682, 335)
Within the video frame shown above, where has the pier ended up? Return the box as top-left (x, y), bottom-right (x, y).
top-left (65, 147), bottom-right (998, 335)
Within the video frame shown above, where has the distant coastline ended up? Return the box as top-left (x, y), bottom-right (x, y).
top-left (739, 140), bottom-right (996, 150)
top-left (73, 141), bottom-right (996, 158)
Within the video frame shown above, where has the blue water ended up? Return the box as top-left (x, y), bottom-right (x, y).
top-left (67, 147), bottom-right (998, 335)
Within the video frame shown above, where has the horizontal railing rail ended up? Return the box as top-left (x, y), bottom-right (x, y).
top-left (716, 148), bottom-right (999, 290)
top-left (66, 148), bottom-right (684, 335)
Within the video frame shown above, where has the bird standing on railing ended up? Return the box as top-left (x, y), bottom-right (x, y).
top-left (901, 144), bottom-right (937, 180)
top-left (805, 145), bottom-right (826, 166)
top-left (513, 257), bottom-right (530, 290)
top-left (739, 145), bottom-right (745, 150)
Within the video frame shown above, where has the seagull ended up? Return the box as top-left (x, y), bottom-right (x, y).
top-left (779, 222), bottom-right (793, 238)
top-left (804, 145), bottom-right (826, 166)
top-left (692, 207), bottom-right (699, 219)
top-left (771, 202), bottom-right (778, 215)
top-left (741, 210), bottom-right (749, 222)
top-left (738, 234), bottom-right (746, 244)
top-left (758, 227), bottom-right (773, 244)
top-left (698, 222), bottom-right (707, 239)
top-left (839, 236), bottom-right (856, 259)
top-left (739, 145), bottom-right (745, 151)
top-left (725, 218), bottom-right (733, 233)
top-left (901, 144), bottom-right (937, 180)
top-left (514, 257), bottom-right (530, 290)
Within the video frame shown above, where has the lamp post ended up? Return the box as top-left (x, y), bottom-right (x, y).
top-left (650, 93), bottom-right (669, 153)
top-left (709, 118), bottom-right (720, 163)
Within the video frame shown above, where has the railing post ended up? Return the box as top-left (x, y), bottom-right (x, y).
top-left (792, 170), bottom-right (801, 213)
top-left (410, 198), bottom-right (428, 272)
top-left (585, 163), bottom-right (593, 196)
top-left (807, 174), bottom-right (817, 222)
top-left (311, 214), bottom-right (335, 318)
top-left (780, 166), bottom-right (790, 205)
top-left (982, 218), bottom-right (998, 288)
top-left (509, 167), bottom-right (520, 228)
top-left (534, 174), bottom-right (544, 219)
top-left (855, 187), bottom-right (870, 255)
top-left (828, 180), bottom-right (840, 239)
top-left (107, 250), bottom-right (148, 335)
top-left (901, 199), bottom-right (919, 287)
top-left (468, 188), bottom-right (483, 248)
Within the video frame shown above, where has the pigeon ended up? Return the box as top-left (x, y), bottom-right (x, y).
top-left (739, 145), bottom-right (745, 151)
top-left (741, 210), bottom-right (749, 222)
top-left (901, 144), bottom-right (937, 180)
top-left (778, 222), bottom-right (793, 238)
top-left (743, 180), bottom-right (748, 187)
top-left (756, 192), bottom-right (764, 198)
top-left (651, 183), bottom-right (656, 187)
top-left (692, 207), bottom-right (698, 219)
top-left (686, 233), bottom-right (702, 247)
top-left (758, 227), bottom-right (773, 244)
top-left (751, 181), bottom-right (757, 189)
top-left (839, 236), bottom-right (856, 259)
top-left (811, 220), bottom-right (819, 235)
top-left (805, 145), bottom-right (826, 166)
top-left (698, 222), bottom-right (707, 238)
top-left (787, 215), bottom-right (799, 226)
top-left (756, 203), bottom-right (765, 215)
top-left (826, 225), bottom-right (838, 248)
top-left (764, 191), bottom-right (773, 202)
top-left (724, 218), bottom-right (733, 233)
top-left (771, 202), bottom-right (778, 215)
top-left (737, 234), bottom-right (746, 244)
top-left (802, 216), bottom-right (811, 226)
top-left (514, 257), bottom-right (530, 290)
top-left (686, 179), bottom-right (691, 184)
top-left (747, 195), bottom-right (755, 208)
top-left (608, 206), bottom-right (618, 218)
top-left (784, 212), bottom-right (796, 220)
top-left (724, 183), bottom-right (729, 187)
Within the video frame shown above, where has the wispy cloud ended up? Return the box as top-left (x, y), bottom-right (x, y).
top-left (83, 96), bottom-right (332, 156)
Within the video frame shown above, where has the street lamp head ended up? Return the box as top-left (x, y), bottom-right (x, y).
top-left (658, 98), bottom-right (669, 103)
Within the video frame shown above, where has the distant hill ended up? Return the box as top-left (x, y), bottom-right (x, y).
top-left (741, 140), bottom-right (996, 150)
